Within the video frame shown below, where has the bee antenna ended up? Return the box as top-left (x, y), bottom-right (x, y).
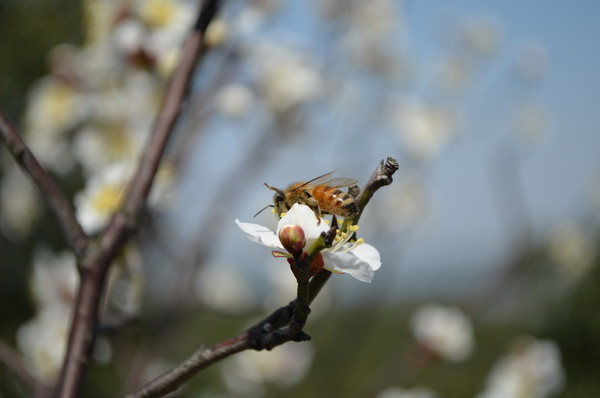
top-left (254, 204), bottom-right (274, 218)
top-left (264, 183), bottom-right (283, 195)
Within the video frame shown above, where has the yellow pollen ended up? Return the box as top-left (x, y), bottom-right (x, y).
top-left (280, 212), bottom-right (286, 218)
top-left (349, 225), bottom-right (360, 232)
top-left (271, 208), bottom-right (277, 214)
top-left (356, 238), bottom-right (365, 245)
top-left (323, 219), bottom-right (330, 225)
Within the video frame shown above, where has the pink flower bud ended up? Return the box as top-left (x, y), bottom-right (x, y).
top-left (278, 225), bottom-right (306, 255)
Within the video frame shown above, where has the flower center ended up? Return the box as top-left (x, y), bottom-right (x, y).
top-left (325, 224), bottom-right (364, 253)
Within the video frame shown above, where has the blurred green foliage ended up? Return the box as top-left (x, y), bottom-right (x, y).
top-left (0, 0), bottom-right (82, 123)
top-left (0, 0), bottom-right (82, 368)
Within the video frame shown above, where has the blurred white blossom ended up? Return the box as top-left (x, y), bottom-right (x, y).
top-left (221, 342), bottom-right (314, 396)
top-left (24, 76), bottom-right (85, 174)
top-left (105, 246), bottom-right (145, 317)
top-left (513, 39), bottom-right (550, 83)
top-left (410, 303), bottom-right (474, 362)
top-left (136, 0), bottom-right (196, 69)
top-left (389, 99), bottom-right (463, 161)
top-left (16, 249), bottom-right (79, 382)
top-left (194, 262), bottom-right (256, 314)
top-left (458, 15), bottom-right (503, 58)
top-left (382, 178), bottom-right (428, 230)
top-left (205, 18), bottom-right (229, 47)
top-left (477, 336), bottom-right (565, 398)
top-left (377, 386), bottom-right (439, 398)
top-left (75, 161), bottom-right (175, 233)
top-left (216, 83), bottom-right (255, 117)
top-left (17, 305), bottom-right (71, 382)
top-left (548, 222), bottom-right (592, 284)
top-left (0, 167), bottom-right (42, 239)
top-left (514, 102), bottom-right (550, 143)
top-left (436, 54), bottom-right (472, 93)
top-left (30, 248), bottom-right (78, 308)
top-left (252, 44), bottom-right (322, 114)
top-left (75, 162), bottom-right (131, 233)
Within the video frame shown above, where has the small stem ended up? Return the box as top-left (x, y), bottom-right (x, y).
top-left (342, 157), bottom-right (399, 231)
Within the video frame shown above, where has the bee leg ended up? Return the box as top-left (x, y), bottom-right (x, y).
top-left (302, 190), bottom-right (322, 225)
top-left (347, 184), bottom-right (360, 199)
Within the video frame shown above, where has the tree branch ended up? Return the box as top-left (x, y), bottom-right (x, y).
top-left (0, 111), bottom-right (89, 256)
top-left (123, 334), bottom-right (251, 398)
top-left (123, 158), bottom-right (399, 398)
top-left (54, 1), bottom-right (222, 397)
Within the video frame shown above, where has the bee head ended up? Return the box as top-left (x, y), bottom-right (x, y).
top-left (264, 183), bottom-right (288, 214)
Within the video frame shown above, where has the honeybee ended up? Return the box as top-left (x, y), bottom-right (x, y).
top-left (260, 172), bottom-right (360, 223)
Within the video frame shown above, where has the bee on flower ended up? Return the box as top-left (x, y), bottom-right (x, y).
top-left (235, 203), bottom-right (381, 283)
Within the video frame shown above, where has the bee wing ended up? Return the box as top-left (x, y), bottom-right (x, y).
top-left (304, 172), bottom-right (358, 188)
top-left (320, 177), bottom-right (359, 188)
top-left (293, 171), bottom-right (336, 190)
top-left (294, 172), bottom-right (358, 190)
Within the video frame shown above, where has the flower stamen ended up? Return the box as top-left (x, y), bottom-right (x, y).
top-left (326, 224), bottom-right (363, 253)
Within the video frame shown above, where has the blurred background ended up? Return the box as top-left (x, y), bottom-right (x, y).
top-left (1, 0), bottom-right (599, 397)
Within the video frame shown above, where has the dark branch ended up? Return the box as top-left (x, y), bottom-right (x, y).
top-left (0, 111), bottom-right (89, 257)
top-left (54, 2), bottom-right (222, 397)
top-left (124, 334), bottom-right (250, 398)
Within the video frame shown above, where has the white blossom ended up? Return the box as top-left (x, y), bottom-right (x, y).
top-left (75, 162), bottom-right (131, 233)
top-left (30, 248), bottom-right (78, 308)
top-left (221, 342), bottom-right (314, 395)
top-left (194, 262), bottom-right (256, 314)
top-left (216, 83), bottom-right (255, 117)
top-left (477, 336), bottom-right (565, 398)
top-left (410, 303), bottom-right (474, 362)
top-left (377, 386), bottom-right (439, 398)
top-left (235, 204), bottom-right (381, 283)
top-left (16, 305), bottom-right (71, 382)
top-left (0, 167), bottom-right (42, 238)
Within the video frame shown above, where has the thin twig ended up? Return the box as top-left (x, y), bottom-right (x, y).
top-left (0, 111), bottom-right (89, 257)
top-left (124, 334), bottom-right (251, 398)
top-left (54, 2), bottom-right (222, 397)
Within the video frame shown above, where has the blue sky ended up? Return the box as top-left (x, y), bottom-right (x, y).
top-left (172, 0), bottom-right (600, 301)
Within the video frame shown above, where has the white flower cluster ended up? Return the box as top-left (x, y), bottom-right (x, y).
top-left (1, 0), bottom-right (194, 238)
top-left (16, 249), bottom-right (78, 381)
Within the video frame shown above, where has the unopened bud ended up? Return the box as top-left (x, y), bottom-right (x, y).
top-left (279, 225), bottom-right (306, 255)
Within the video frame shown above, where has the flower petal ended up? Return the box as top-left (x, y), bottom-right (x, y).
top-left (277, 204), bottom-right (329, 241)
top-left (351, 244), bottom-right (382, 271)
top-left (235, 219), bottom-right (282, 249)
top-left (322, 243), bottom-right (381, 283)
